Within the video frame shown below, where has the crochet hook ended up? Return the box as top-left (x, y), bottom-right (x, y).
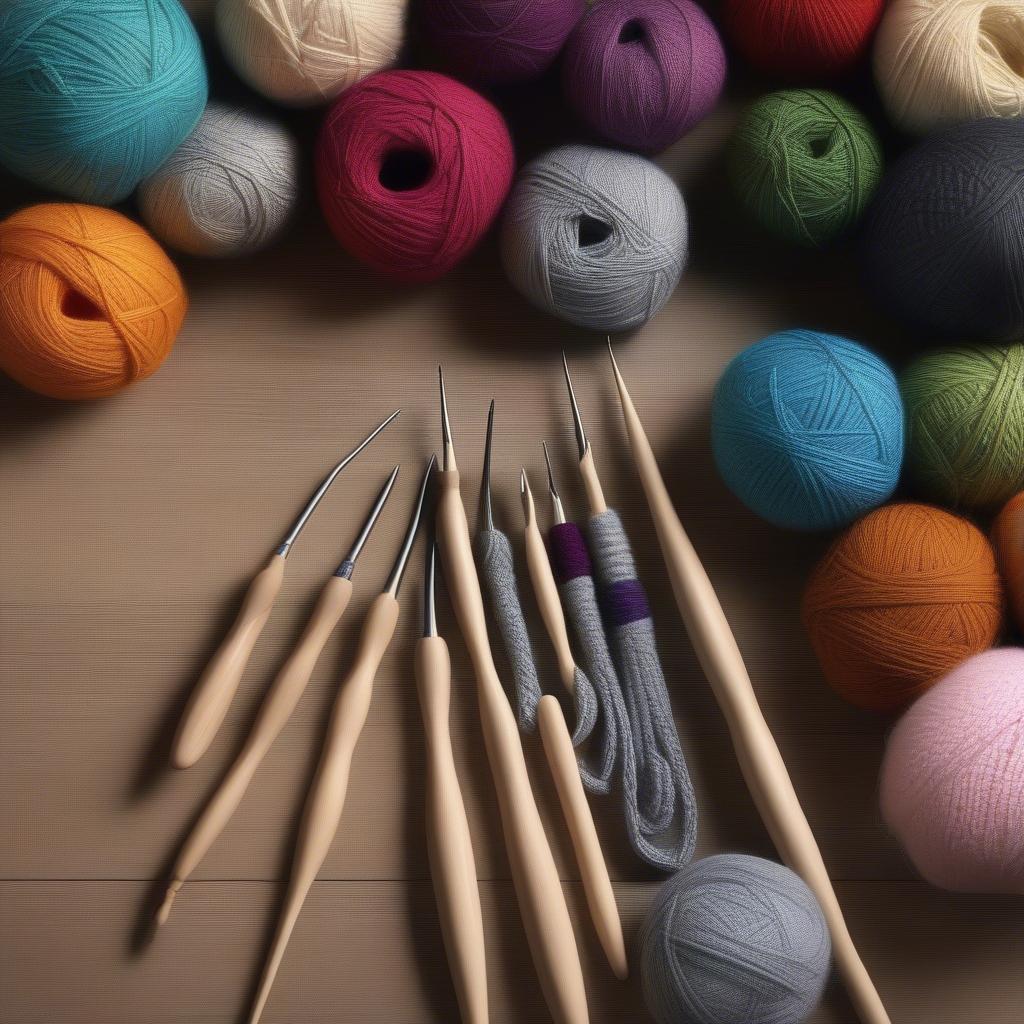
top-left (247, 455), bottom-right (433, 1024)
top-left (417, 528), bottom-right (488, 1024)
top-left (172, 409), bottom-right (401, 769)
top-left (435, 368), bottom-right (589, 1024)
top-left (520, 466), bottom-right (628, 980)
top-left (606, 342), bottom-right (891, 1024)
top-left (155, 467), bottom-right (400, 926)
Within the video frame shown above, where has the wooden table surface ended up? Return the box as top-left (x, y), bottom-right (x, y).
top-left (3, 27), bottom-right (1024, 1022)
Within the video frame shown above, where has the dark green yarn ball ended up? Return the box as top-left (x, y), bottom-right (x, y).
top-left (729, 89), bottom-right (883, 248)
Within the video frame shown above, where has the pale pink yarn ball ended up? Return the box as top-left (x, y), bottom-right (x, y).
top-left (880, 648), bottom-right (1024, 893)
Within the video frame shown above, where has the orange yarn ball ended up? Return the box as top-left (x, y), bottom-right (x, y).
top-left (0, 203), bottom-right (187, 400)
top-left (993, 492), bottom-right (1024, 633)
top-left (803, 503), bottom-right (1003, 712)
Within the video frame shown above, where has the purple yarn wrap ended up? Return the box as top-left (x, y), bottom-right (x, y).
top-left (548, 522), bottom-right (592, 583)
top-left (563, 0), bottom-right (726, 152)
top-left (603, 579), bottom-right (651, 627)
top-left (422, 0), bottom-right (586, 85)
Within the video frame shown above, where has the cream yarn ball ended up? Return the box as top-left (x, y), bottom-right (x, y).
top-left (875, 0), bottom-right (1024, 133)
top-left (216, 0), bottom-right (407, 106)
top-left (137, 104), bottom-right (300, 257)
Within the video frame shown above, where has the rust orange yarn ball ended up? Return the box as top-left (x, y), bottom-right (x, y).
top-left (803, 503), bottom-right (1003, 712)
top-left (0, 203), bottom-right (187, 400)
top-left (993, 492), bottom-right (1024, 633)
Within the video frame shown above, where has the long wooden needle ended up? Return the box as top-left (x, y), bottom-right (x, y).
top-left (435, 367), bottom-right (589, 1024)
top-left (606, 342), bottom-right (890, 1024)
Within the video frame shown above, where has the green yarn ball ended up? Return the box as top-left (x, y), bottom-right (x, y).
top-left (902, 344), bottom-right (1024, 509)
top-left (728, 89), bottom-right (883, 248)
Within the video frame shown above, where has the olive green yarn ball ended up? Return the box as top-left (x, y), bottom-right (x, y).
top-left (728, 89), bottom-right (882, 248)
top-left (902, 345), bottom-right (1024, 509)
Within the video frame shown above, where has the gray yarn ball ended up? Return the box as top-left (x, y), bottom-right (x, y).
top-left (499, 144), bottom-right (688, 333)
top-left (639, 854), bottom-right (832, 1024)
top-left (137, 103), bottom-right (300, 258)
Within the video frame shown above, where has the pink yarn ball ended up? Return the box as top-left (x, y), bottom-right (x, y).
top-left (880, 648), bottom-right (1024, 893)
top-left (315, 70), bottom-right (515, 283)
top-left (563, 0), bottom-right (726, 152)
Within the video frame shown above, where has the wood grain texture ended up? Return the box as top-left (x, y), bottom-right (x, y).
top-left (3, 97), bottom-right (1023, 1022)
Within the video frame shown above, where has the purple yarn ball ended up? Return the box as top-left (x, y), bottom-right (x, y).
top-left (421, 0), bottom-right (586, 85)
top-left (563, 0), bottom-right (726, 152)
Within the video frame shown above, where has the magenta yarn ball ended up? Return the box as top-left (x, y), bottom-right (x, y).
top-left (421, 0), bottom-right (586, 84)
top-left (315, 70), bottom-right (515, 283)
top-left (563, 0), bottom-right (726, 152)
top-left (880, 648), bottom-right (1024, 894)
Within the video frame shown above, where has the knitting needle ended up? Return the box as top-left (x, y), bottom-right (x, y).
top-left (171, 409), bottom-right (401, 769)
top-left (606, 342), bottom-right (891, 1024)
top-left (435, 367), bottom-right (589, 1024)
top-left (417, 528), bottom-right (488, 1024)
top-left (247, 455), bottom-right (434, 1024)
top-left (520, 466), bottom-right (628, 980)
top-left (155, 467), bottom-right (400, 926)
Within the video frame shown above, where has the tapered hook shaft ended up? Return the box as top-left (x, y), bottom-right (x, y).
top-left (541, 442), bottom-right (567, 525)
top-left (561, 352), bottom-right (588, 460)
top-left (481, 399), bottom-right (495, 532)
top-left (385, 455), bottom-right (436, 596)
top-left (334, 466), bottom-right (400, 580)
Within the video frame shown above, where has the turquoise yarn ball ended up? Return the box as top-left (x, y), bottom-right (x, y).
top-left (0, 0), bottom-right (208, 204)
top-left (712, 329), bottom-right (903, 531)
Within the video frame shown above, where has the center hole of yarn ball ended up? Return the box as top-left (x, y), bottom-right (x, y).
top-left (808, 133), bottom-right (833, 158)
top-left (577, 215), bottom-right (613, 247)
top-left (378, 148), bottom-right (434, 192)
top-left (61, 288), bottom-right (104, 321)
top-left (618, 19), bottom-right (645, 44)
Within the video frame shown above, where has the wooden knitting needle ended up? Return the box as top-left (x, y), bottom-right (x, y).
top-left (435, 367), bottom-right (589, 1024)
top-left (520, 468), bottom-right (628, 981)
top-left (606, 342), bottom-right (891, 1024)
top-left (171, 410), bottom-right (401, 769)
top-left (155, 467), bottom-right (400, 926)
top-left (417, 530), bottom-right (488, 1024)
top-left (247, 457), bottom-right (433, 1024)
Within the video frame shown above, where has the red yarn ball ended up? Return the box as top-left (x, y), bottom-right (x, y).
top-left (315, 70), bottom-right (515, 283)
top-left (723, 0), bottom-right (884, 79)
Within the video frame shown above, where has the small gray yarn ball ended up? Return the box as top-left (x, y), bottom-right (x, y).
top-left (137, 103), bottom-right (300, 258)
top-left (639, 854), bottom-right (832, 1024)
top-left (499, 144), bottom-right (688, 333)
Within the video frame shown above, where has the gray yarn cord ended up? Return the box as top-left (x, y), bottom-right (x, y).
top-left (474, 529), bottom-right (596, 741)
top-left (588, 510), bottom-right (698, 870)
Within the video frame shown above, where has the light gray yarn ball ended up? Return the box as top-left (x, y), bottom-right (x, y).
top-left (639, 854), bottom-right (832, 1024)
top-left (137, 103), bottom-right (300, 258)
top-left (499, 144), bottom-right (688, 332)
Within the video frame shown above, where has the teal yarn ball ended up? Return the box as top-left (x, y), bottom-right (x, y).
top-left (639, 854), bottom-right (832, 1024)
top-left (729, 90), bottom-right (882, 248)
top-left (712, 329), bottom-right (904, 531)
top-left (0, 0), bottom-right (208, 204)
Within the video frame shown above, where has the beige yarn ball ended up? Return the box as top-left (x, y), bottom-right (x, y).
top-left (875, 0), bottom-right (1024, 134)
top-left (216, 0), bottom-right (407, 107)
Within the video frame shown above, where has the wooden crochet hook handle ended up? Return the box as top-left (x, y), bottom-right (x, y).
top-left (436, 464), bottom-right (589, 1024)
top-left (416, 634), bottom-right (489, 1024)
top-left (172, 553), bottom-right (286, 769)
top-left (609, 350), bottom-right (890, 1024)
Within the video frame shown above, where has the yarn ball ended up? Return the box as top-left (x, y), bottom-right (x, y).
top-left (421, 0), bottom-right (585, 84)
top-left (880, 648), bottom-right (1024, 892)
top-left (216, 0), bottom-right (406, 106)
top-left (874, 0), bottom-right (1024, 134)
top-left (901, 344), bottom-right (1024, 509)
top-left (500, 144), bottom-right (688, 332)
top-left (993, 492), bottom-right (1024, 632)
top-left (723, 0), bottom-right (885, 79)
top-left (639, 854), bottom-right (831, 1024)
top-left (728, 90), bottom-right (883, 247)
top-left (803, 503), bottom-right (1003, 712)
top-left (137, 104), bottom-right (300, 258)
top-left (863, 117), bottom-right (1024, 337)
top-left (0, 204), bottom-right (187, 400)
top-left (0, 0), bottom-right (207, 204)
top-left (712, 330), bottom-right (903, 531)
top-left (562, 0), bottom-right (726, 152)
top-left (316, 71), bottom-right (514, 283)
